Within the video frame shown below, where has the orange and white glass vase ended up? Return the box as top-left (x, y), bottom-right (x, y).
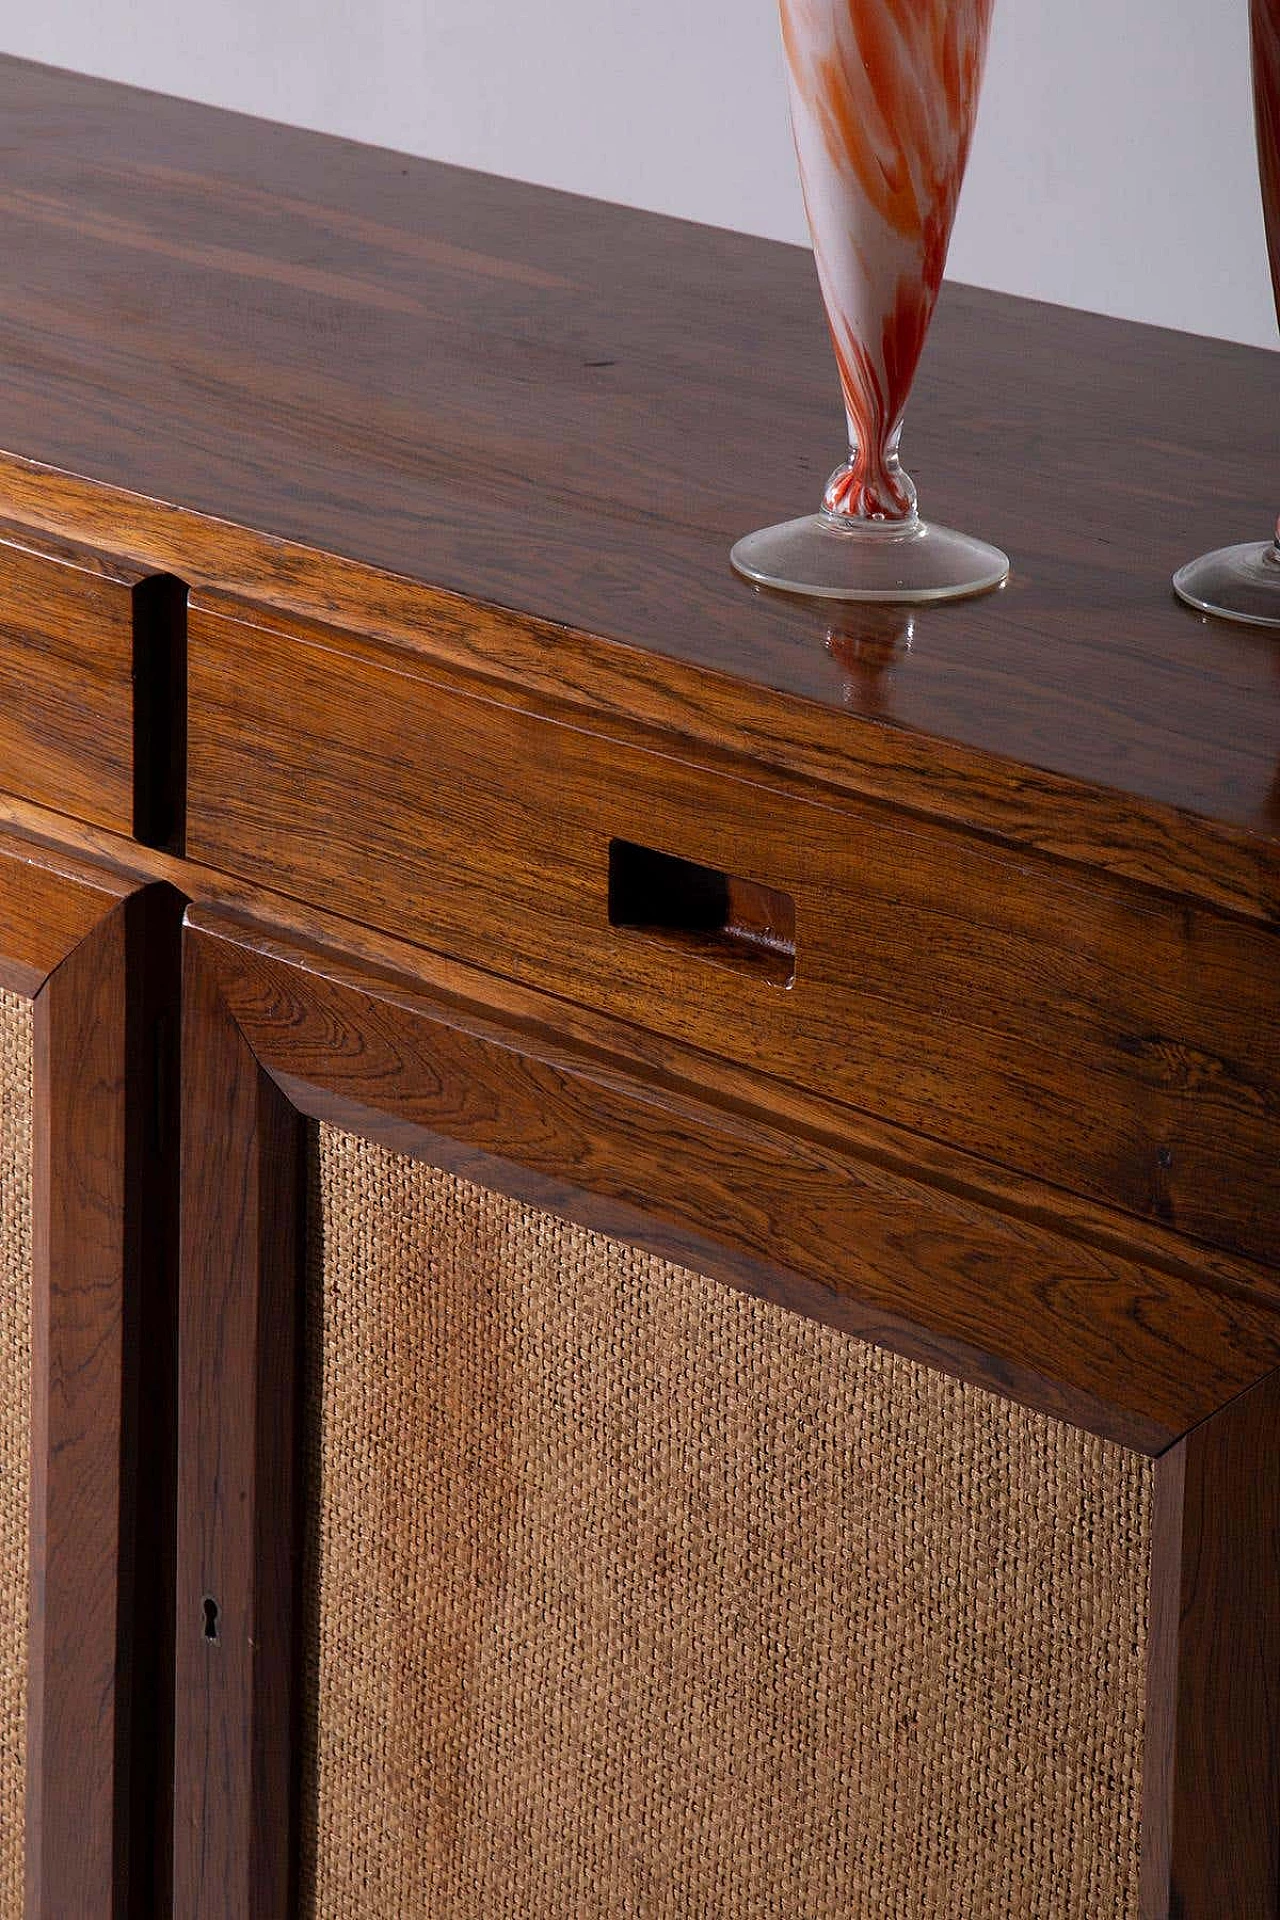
top-left (732, 0), bottom-right (1009, 601)
top-left (1173, 0), bottom-right (1280, 627)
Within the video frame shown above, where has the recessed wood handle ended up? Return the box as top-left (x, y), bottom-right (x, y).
top-left (607, 838), bottom-right (796, 987)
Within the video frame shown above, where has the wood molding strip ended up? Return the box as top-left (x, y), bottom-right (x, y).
top-left (177, 903), bottom-right (1280, 1918)
top-left (174, 930), bottom-right (302, 1920)
top-left (1140, 1367), bottom-right (1280, 1916)
top-left (26, 874), bottom-right (180, 1917)
top-left (3, 791), bottom-right (1278, 1310)
top-left (190, 908), bottom-right (1280, 1455)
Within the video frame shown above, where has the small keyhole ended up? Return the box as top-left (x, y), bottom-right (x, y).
top-left (203, 1596), bottom-right (220, 1643)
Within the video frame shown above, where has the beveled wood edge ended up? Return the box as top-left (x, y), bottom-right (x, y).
top-left (28, 905), bottom-right (128, 1916)
top-left (3, 454), bottom-right (1275, 927)
top-left (187, 904), bottom-right (1280, 1455)
top-left (270, 1063), bottom-right (1164, 1453)
top-left (0, 512), bottom-right (156, 588)
top-left (1139, 1366), bottom-right (1280, 1917)
top-left (178, 902), bottom-right (1280, 1917)
top-left (0, 819), bottom-right (140, 900)
top-left (174, 928), bottom-right (301, 1920)
top-left (0, 825), bottom-right (137, 996)
top-left (4, 796), bottom-right (1276, 1309)
top-left (2, 787), bottom-right (1274, 1297)
top-left (181, 896), bottom-right (1280, 1312)
top-left (27, 873), bottom-right (177, 1917)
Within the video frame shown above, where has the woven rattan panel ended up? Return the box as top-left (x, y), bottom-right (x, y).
top-left (302, 1123), bottom-right (1152, 1920)
top-left (0, 992), bottom-right (31, 1920)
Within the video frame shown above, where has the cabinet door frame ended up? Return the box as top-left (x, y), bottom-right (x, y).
top-left (0, 832), bottom-right (179, 1919)
top-left (176, 903), bottom-right (1280, 1920)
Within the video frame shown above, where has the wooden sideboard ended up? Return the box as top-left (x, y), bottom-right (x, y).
top-left (0, 51), bottom-right (1276, 1920)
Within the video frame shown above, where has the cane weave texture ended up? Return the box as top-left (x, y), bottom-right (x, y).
top-left (0, 992), bottom-right (31, 1920)
top-left (301, 1123), bottom-right (1152, 1919)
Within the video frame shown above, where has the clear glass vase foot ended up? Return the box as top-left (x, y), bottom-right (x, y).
top-left (730, 513), bottom-right (1009, 604)
top-left (1172, 539), bottom-right (1280, 629)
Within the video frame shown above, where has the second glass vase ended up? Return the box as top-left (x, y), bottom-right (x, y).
top-left (1172, 0), bottom-right (1280, 628)
top-left (733, 0), bottom-right (1009, 602)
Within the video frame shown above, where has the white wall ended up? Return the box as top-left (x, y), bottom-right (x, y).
top-left (2, 0), bottom-right (1274, 349)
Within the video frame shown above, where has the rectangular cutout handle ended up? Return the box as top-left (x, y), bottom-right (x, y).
top-left (608, 839), bottom-right (796, 987)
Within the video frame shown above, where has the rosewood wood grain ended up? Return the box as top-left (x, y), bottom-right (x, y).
top-left (181, 902), bottom-right (1280, 1918)
top-left (1140, 1367), bottom-right (1280, 1917)
top-left (0, 57), bottom-right (1277, 924)
top-left (0, 518), bottom-right (185, 847)
top-left (20, 852), bottom-right (181, 1919)
top-left (174, 925), bottom-right (303, 1920)
top-left (186, 594), bottom-right (1280, 1270)
top-left (28, 901), bottom-right (127, 1917)
top-left (3, 787), bottom-right (1277, 1319)
top-left (186, 905), bottom-right (1280, 1455)
top-left (0, 820), bottom-right (137, 994)
top-left (0, 56), bottom-right (1275, 1914)
top-left (6, 456), bottom-right (1278, 935)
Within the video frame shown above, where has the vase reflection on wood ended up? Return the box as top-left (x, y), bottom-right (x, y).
top-left (732, 0), bottom-right (1009, 602)
top-left (1173, 0), bottom-right (1280, 627)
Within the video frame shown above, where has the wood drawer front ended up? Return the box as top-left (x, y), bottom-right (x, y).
top-left (0, 520), bottom-right (183, 840)
top-left (186, 595), bottom-right (1280, 1268)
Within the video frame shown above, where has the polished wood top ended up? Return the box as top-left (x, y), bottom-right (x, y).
top-left (0, 56), bottom-right (1277, 877)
